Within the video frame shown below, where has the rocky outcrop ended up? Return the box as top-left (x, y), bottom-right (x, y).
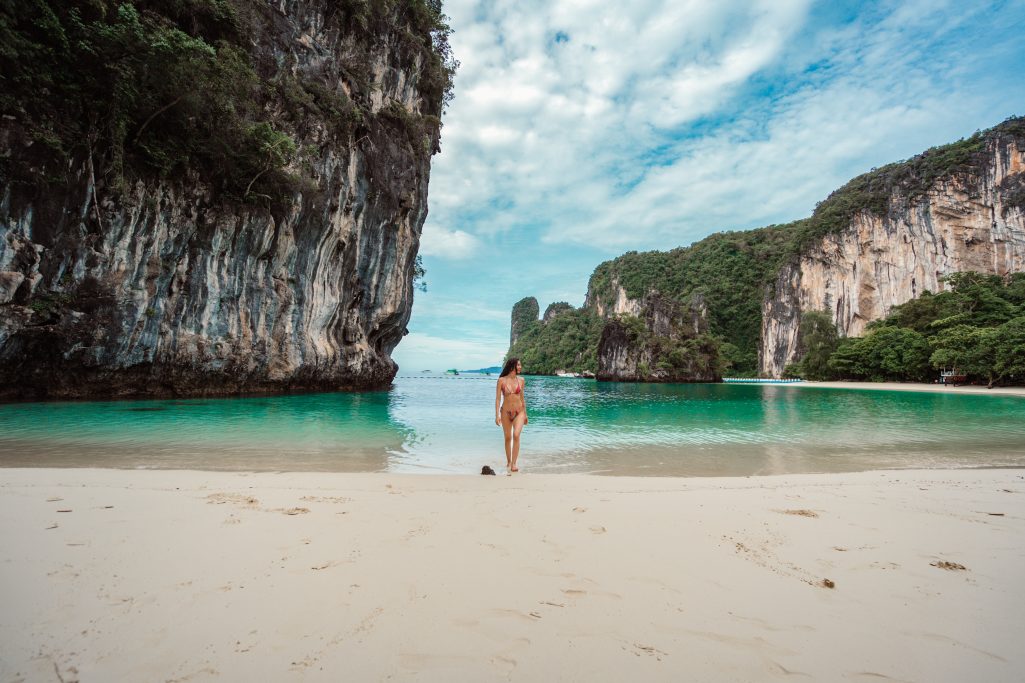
top-left (587, 277), bottom-right (644, 319)
top-left (0, 1), bottom-right (447, 400)
top-left (760, 135), bottom-right (1025, 377)
top-left (542, 301), bottom-right (573, 322)
top-left (597, 292), bottom-right (720, 382)
top-left (510, 297), bottom-right (540, 347)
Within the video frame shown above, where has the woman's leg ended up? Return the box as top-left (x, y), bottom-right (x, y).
top-left (510, 412), bottom-right (526, 471)
top-left (501, 412), bottom-right (513, 468)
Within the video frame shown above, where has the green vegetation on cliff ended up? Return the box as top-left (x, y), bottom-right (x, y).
top-left (510, 296), bottom-right (540, 344)
top-left (576, 117), bottom-right (1025, 377)
top-left (508, 307), bottom-right (603, 375)
top-left (0, 0), bottom-right (456, 210)
top-left (601, 312), bottom-right (721, 381)
top-left (787, 273), bottom-right (1025, 385)
top-left (588, 224), bottom-right (795, 374)
top-left (789, 116), bottom-right (1025, 254)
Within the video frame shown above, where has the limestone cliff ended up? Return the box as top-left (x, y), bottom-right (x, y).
top-left (0, 1), bottom-right (452, 399)
top-left (510, 297), bottom-right (539, 348)
top-left (596, 292), bottom-right (719, 382)
top-left (760, 130), bottom-right (1025, 376)
top-left (511, 117), bottom-right (1025, 382)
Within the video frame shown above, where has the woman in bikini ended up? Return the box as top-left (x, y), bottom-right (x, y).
top-left (495, 357), bottom-right (527, 473)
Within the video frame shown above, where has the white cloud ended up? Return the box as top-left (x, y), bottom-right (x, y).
top-left (419, 225), bottom-right (482, 259)
top-left (403, 0), bottom-right (1025, 368)
top-left (425, 0), bottom-right (1022, 254)
top-left (425, 0), bottom-right (816, 248)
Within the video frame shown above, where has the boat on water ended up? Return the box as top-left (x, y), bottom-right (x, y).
top-left (555, 371), bottom-right (582, 378)
top-left (445, 369), bottom-right (459, 375)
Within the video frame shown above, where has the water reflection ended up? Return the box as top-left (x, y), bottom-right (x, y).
top-left (0, 391), bottom-right (411, 472)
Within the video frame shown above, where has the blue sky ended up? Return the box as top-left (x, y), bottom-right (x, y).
top-left (391, 0), bottom-right (1025, 372)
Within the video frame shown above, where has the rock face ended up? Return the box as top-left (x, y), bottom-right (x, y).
top-left (510, 297), bottom-right (540, 348)
top-left (542, 301), bottom-right (573, 323)
top-left (597, 292), bottom-right (720, 382)
top-left (0, 2), bottom-right (445, 400)
top-left (760, 135), bottom-right (1025, 377)
top-left (587, 277), bottom-right (644, 319)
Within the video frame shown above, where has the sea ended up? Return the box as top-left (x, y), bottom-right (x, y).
top-left (1, 373), bottom-right (1024, 476)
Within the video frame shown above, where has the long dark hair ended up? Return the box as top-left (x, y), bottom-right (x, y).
top-left (500, 357), bottom-right (520, 377)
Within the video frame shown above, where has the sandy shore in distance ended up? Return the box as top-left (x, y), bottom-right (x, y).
top-left (2, 468), bottom-right (1024, 682)
top-left (796, 381), bottom-right (1025, 397)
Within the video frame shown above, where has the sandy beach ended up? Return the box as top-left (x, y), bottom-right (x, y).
top-left (795, 381), bottom-right (1025, 398)
top-left (1, 468), bottom-right (1023, 682)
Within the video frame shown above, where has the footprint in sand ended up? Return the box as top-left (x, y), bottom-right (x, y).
top-left (628, 642), bottom-right (668, 660)
top-left (311, 561), bottom-right (338, 571)
top-left (300, 495), bottom-right (351, 504)
top-left (207, 493), bottom-right (259, 507)
top-left (777, 509), bottom-right (819, 518)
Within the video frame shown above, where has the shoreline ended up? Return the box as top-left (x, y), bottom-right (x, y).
top-left (789, 380), bottom-right (1025, 398)
top-left (2, 467), bottom-right (1023, 681)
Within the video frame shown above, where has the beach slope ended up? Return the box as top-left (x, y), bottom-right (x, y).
top-left (1, 468), bottom-right (1023, 681)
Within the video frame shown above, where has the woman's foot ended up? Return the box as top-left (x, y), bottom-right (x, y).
top-left (510, 466), bottom-right (519, 472)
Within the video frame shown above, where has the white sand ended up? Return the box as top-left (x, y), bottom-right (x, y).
top-left (1, 467), bottom-right (1024, 682)
top-left (794, 381), bottom-right (1025, 398)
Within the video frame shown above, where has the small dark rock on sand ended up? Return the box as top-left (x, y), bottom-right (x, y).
top-left (931, 561), bottom-right (967, 571)
top-left (481, 466), bottom-right (496, 476)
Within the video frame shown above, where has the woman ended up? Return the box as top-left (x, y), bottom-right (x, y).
top-left (495, 357), bottom-right (528, 473)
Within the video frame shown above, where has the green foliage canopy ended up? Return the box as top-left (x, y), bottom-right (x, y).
top-left (0, 0), bottom-right (456, 210)
top-left (795, 310), bottom-right (839, 380)
top-left (507, 308), bottom-right (603, 375)
top-left (812, 272), bottom-right (1025, 386)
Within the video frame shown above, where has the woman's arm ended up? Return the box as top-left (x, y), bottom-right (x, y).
top-left (495, 380), bottom-right (502, 425)
top-left (521, 377), bottom-right (528, 424)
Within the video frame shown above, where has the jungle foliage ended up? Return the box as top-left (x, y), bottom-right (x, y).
top-left (788, 273), bottom-right (1025, 386)
top-left (576, 117), bottom-right (1024, 378)
top-left (608, 313), bottom-right (722, 380)
top-left (587, 224), bottom-right (796, 375)
top-left (0, 0), bottom-right (456, 210)
top-left (510, 297), bottom-right (540, 343)
top-left (507, 307), bottom-right (603, 375)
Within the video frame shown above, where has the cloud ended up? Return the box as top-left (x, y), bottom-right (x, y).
top-left (401, 0), bottom-right (1025, 369)
top-left (426, 0), bottom-right (1023, 253)
top-left (419, 225), bottom-right (482, 259)
top-left (425, 0), bottom-right (816, 247)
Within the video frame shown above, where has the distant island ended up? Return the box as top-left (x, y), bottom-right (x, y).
top-left (460, 366), bottom-right (502, 374)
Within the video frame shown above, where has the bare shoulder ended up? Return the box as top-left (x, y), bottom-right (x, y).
top-left (519, 376), bottom-right (526, 388)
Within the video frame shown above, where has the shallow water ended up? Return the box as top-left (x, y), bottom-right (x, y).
top-left (1, 374), bottom-right (1024, 476)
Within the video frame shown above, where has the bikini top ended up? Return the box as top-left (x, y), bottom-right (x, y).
top-left (501, 378), bottom-right (522, 395)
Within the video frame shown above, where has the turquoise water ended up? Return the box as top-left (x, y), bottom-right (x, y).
top-left (1, 374), bottom-right (1024, 476)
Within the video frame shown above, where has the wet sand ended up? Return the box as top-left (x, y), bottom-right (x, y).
top-left (1, 467), bottom-right (1023, 681)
